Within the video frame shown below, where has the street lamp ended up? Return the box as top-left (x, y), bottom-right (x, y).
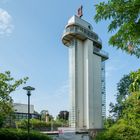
top-left (23, 86), bottom-right (35, 140)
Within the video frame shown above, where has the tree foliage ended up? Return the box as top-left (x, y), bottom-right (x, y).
top-left (0, 128), bottom-right (52, 140)
top-left (109, 74), bottom-right (132, 118)
top-left (56, 111), bottom-right (69, 127)
top-left (0, 71), bottom-right (28, 127)
top-left (96, 119), bottom-right (140, 140)
top-left (96, 92), bottom-right (140, 140)
top-left (94, 0), bottom-right (140, 57)
top-left (40, 110), bottom-right (53, 122)
top-left (57, 111), bottom-right (69, 121)
top-left (40, 110), bottom-right (49, 121)
top-left (129, 69), bottom-right (140, 92)
top-left (95, 69), bottom-right (140, 140)
top-left (16, 119), bottom-right (62, 131)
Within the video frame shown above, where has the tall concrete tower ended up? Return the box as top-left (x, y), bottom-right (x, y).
top-left (62, 15), bottom-right (108, 130)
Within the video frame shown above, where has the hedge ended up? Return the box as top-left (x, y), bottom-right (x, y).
top-left (0, 128), bottom-right (52, 140)
top-left (16, 119), bottom-right (62, 131)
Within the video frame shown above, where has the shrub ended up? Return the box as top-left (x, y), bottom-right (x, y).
top-left (16, 119), bottom-right (62, 131)
top-left (0, 128), bottom-right (52, 140)
top-left (95, 120), bottom-right (140, 140)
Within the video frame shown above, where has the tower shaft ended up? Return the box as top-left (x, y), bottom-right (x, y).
top-left (62, 15), bottom-right (108, 130)
top-left (69, 39), bottom-right (103, 129)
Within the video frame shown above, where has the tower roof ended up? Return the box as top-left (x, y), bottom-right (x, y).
top-left (62, 15), bottom-right (102, 49)
top-left (66, 15), bottom-right (93, 31)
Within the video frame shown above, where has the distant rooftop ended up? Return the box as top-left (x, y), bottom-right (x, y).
top-left (13, 103), bottom-right (34, 114)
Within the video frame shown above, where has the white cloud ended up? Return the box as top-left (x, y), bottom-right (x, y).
top-left (0, 8), bottom-right (14, 36)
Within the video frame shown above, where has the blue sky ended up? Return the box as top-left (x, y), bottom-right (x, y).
top-left (0, 0), bottom-right (140, 117)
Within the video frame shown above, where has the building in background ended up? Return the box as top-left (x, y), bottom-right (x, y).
top-left (13, 103), bottom-right (40, 121)
top-left (62, 15), bottom-right (108, 130)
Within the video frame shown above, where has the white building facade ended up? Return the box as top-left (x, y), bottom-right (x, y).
top-left (13, 103), bottom-right (40, 120)
top-left (14, 103), bottom-right (34, 114)
top-left (62, 15), bottom-right (108, 130)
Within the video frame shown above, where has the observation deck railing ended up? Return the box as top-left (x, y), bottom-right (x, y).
top-left (63, 25), bottom-right (102, 44)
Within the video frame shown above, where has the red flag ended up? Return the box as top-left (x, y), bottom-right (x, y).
top-left (77, 5), bottom-right (83, 18)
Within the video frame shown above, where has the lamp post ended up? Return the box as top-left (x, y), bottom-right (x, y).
top-left (23, 86), bottom-right (35, 140)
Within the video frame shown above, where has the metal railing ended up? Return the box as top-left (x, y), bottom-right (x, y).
top-left (63, 25), bottom-right (102, 44)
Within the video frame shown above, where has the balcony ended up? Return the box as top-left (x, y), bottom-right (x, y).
top-left (62, 25), bottom-right (102, 48)
top-left (93, 47), bottom-right (109, 60)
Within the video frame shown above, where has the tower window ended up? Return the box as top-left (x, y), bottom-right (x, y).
top-left (88, 25), bottom-right (91, 30)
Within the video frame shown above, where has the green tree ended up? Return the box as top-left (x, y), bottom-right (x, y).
top-left (40, 110), bottom-right (53, 122)
top-left (109, 74), bottom-right (132, 118)
top-left (56, 111), bottom-right (69, 127)
top-left (95, 69), bottom-right (140, 140)
top-left (40, 110), bottom-right (49, 121)
top-left (129, 69), bottom-right (140, 92)
top-left (104, 116), bottom-right (115, 129)
top-left (0, 71), bottom-right (28, 127)
top-left (57, 111), bottom-right (69, 121)
top-left (94, 0), bottom-right (140, 57)
top-left (96, 92), bottom-right (140, 140)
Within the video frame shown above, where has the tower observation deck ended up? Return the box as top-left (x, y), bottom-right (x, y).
top-left (62, 15), bottom-right (108, 130)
